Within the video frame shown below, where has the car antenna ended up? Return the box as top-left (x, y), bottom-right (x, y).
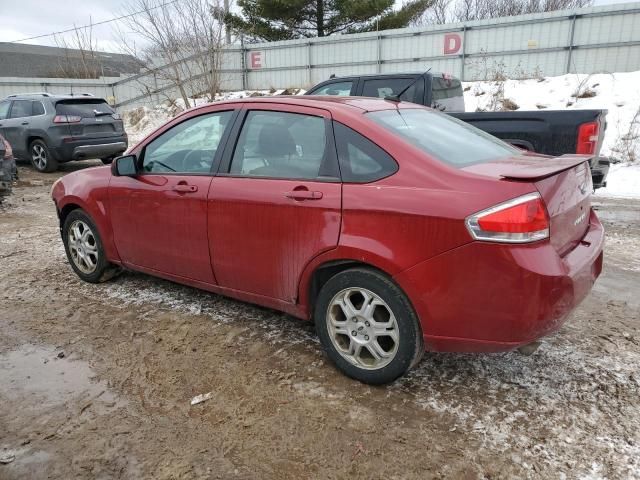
top-left (384, 67), bottom-right (432, 102)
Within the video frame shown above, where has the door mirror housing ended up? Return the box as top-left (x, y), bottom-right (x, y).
top-left (112, 154), bottom-right (138, 177)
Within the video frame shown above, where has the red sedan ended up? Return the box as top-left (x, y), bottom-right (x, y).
top-left (51, 97), bottom-right (604, 384)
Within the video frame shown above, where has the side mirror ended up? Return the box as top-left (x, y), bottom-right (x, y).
top-left (112, 154), bottom-right (138, 177)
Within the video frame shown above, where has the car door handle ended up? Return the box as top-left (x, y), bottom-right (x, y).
top-left (21, 121), bottom-right (29, 125)
top-left (172, 184), bottom-right (198, 193)
top-left (285, 190), bottom-right (323, 200)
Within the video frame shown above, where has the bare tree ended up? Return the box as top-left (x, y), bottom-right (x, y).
top-left (418, 0), bottom-right (593, 24)
top-left (116, 0), bottom-right (228, 108)
top-left (54, 22), bottom-right (103, 79)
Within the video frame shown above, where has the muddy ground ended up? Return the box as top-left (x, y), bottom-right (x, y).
top-left (1, 162), bottom-right (639, 480)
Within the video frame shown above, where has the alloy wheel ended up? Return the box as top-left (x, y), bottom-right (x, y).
top-left (68, 220), bottom-right (99, 274)
top-left (326, 287), bottom-right (400, 370)
top-left (32, 144), bottom-right (47, 170)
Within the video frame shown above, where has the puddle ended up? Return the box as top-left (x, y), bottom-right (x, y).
top-left (0, 344), bottom-right (121, 410)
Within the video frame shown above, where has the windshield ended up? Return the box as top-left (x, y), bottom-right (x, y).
top-left (367, 108), bottom-right (518, 167)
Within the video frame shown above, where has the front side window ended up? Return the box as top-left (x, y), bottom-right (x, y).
top-left (309, 81), bottom-right (353, 96)
top-left (142, 111), bottom-right (233, 174)
top-left (0, 101), bottom-right (9, 120)
top-left (361, 78), bottom-right (418, 103)
top-left (9, 100), bottom-right (32, 118)
top-left (229, 110), bottom-right (334, 180)
top-left (368, 108), bottom-right (518, 167)
top-left (333, 122), bottom-right (398, 183)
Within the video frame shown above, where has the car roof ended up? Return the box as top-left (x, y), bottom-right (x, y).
top-left (189, 95), bottom-right (424, 114)
top-left (4, 93), bottom-right (104, 101)
top-left (318, 71), bottom-right (447, 81)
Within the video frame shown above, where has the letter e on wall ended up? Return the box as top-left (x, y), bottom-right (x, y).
top-left (250, 51), bottom-right (263, 69)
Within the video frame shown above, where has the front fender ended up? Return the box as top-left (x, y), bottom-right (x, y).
top-left (51, 167), bottom-right (121, 264)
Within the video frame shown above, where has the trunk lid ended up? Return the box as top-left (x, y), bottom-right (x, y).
top-left (464, 154), bottom-right (592, 255)
top-left (55, 98), bottom-right (124, 139)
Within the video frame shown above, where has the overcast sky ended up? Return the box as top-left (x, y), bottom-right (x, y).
top-left (0, 0), bottom-right (635, 53)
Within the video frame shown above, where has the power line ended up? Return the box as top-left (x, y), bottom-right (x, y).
top-left (7, 0), bottom-right (180, 43)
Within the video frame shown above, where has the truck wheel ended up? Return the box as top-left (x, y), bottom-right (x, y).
top-left (30, 139), bottom-right (58, 173)
top-left (62, 209), bottom-right (120, 283)
top-left (314, 268), bottom-right (424, 385)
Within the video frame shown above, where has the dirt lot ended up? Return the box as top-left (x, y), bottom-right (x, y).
top-left (1, 162), bottom-right (639, 480)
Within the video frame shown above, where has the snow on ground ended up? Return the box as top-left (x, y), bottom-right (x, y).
top-left (123, 72), bottom-right (640, 198)
top-left (595, 163), bottom-right (640, 199)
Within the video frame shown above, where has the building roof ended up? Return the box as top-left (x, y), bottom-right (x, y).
top-left (0, 42), bottom-right (140, 79)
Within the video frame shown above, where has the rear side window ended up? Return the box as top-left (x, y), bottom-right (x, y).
top-left (32, 101), bottom-right (45, 116)
top-left (230, 110), bottom-right (335, 180)
top-left (368, 108), bottom-right (518, 167)
top-left (333, 122), bottom-right (398, 183)
top-left (9, 100), bottom-right (32, 118)
top-left (55, 100), bottom-right (114, 118)
top-left (431, 75), bottom-right (464, 112)
top-left (0, 101), bottom-right (9, 120)
top-left (361, 78), bottom-right (419, 103)
top-left (309, 81), bottom-right (353, 96)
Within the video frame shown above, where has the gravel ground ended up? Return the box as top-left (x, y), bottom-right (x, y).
top-left (1, 162), bottom-right (639, 480)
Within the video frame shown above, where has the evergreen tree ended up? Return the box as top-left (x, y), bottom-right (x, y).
top-left (224, 0), bottom-right (434, 41)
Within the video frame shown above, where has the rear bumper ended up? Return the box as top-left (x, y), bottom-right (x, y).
top-left (52, 136), bottom-right (128, 162)
top-left (394, 209), bottom-right (604, 353)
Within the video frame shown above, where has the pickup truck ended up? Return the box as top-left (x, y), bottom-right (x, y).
top-left (306, 72), bottom-right (610, 188)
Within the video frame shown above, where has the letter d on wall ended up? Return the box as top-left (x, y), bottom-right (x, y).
top-left (443, 33), bottom-right (462, 55)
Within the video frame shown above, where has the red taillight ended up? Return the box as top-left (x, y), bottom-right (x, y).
top-left (53, 115), bottom-right (82, 123)
top-left (576, 121), bottom-right (599, 155)
top-left (466, 193), bottom-right (550, 243)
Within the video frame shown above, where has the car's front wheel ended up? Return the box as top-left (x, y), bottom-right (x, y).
top-left (315, 268), bottom-right (424, 384)
top-left (30, 139), bottom-right (58, 173)
top-left (62, 209), bottom-right (119, 283)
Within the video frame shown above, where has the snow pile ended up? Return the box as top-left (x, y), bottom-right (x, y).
top-left (595, 163), bottom-right (640, 199)
top-left (123, 89), bottom-right (305, 145)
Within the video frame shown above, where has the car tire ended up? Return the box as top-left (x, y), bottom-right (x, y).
top-left (30, 139), bottom-right (58, 173)
top-left (62, 209), bottom-right (120, 283)
top-left (314, 268), bottom-right (424, 385)
top-left (101, 157), bottom-right (114, 165)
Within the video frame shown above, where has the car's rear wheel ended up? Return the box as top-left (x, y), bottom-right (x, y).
top-left (30, 139), bottom-right (58, 173)
top-left (62, 210), bottom-right (119, 283)
top-left (314, 268), bottom-right (424, 384)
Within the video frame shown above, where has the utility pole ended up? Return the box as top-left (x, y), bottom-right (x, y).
top-left (224, 0), bottom-right (232, 44)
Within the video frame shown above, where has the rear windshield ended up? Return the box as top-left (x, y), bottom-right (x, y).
top-left (431, 75), bottom-right (464, 112)
top-left (367, 109), bottom-right (518, 167)
top-left (55, 99), bottom-right (114, 117)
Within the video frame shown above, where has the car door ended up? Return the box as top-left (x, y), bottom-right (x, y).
top-left (109, 108), bottom-right (237, 284)
top-left (209, 104), bottom-right (342, 303)
top-left (2, 100), bottom-right (32, 157)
